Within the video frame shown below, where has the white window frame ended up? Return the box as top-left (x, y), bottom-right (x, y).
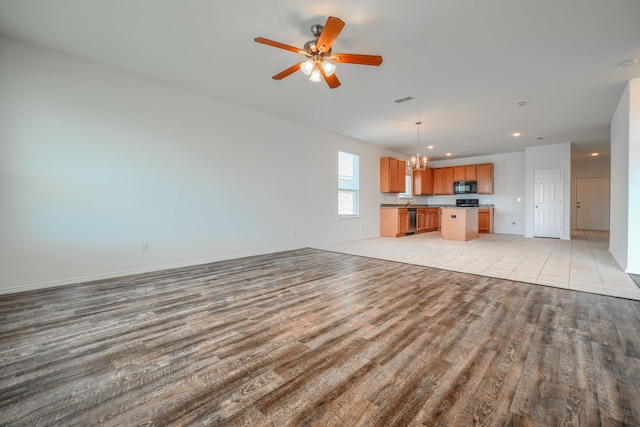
top-left (399, 174), bottom-right (412, 198)
top-left (338, 151), bottom-right (359, 217)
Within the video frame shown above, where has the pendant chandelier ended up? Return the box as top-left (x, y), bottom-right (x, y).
top-left (408, 121), bottom-right (428, 171)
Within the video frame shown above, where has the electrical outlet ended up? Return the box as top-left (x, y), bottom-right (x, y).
top-left (140, 241), bottom-right (148, 252)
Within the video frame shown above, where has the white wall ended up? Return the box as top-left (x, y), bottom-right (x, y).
top-left (630, 79), bottom-right (640, 274)
top-left (0, 36), bottom-right (398, 293)
top-left (610, 83), bottom-right (630, 269)
top-left (570, 148), bottom-right (611, 230)
top-left (524, 143), bottom-right (572, 239)
top-left (611, 78), bottom-right (640, 274)
top-left (425, 152), bottom-right (526, 235)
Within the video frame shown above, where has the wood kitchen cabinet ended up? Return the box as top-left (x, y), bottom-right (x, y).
top-left (476, 163), bottom-right (494, 194)
top-left (412, 168), bottom-right (434, 195)
top-left (380, 208), bottom-right (408, 237)
top-left (416, 209), bottom-right (428, 233)
top-left (453, 164), bottom-right (477, 181)
top-left (426, 208), bottom-right (439, 231)
top-left (413, 208), bottom-right (440, 234)
top-left (380, 157), bottom-right (407, 193)
top-left (478, 207), bottom-right (494, 233)
top-left (433, 168), bottom-right (444, 194)
top-left (433, 167), bottom-right (454, 195)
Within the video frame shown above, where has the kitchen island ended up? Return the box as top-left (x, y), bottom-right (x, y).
top-left (440, 207), bottom-right (479, 241)
top-left (380, 202), bottom-right (492, 238)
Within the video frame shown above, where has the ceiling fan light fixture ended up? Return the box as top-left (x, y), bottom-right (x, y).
top-left (322, 60), bottom-right (336, 76)
top-left (309, 67), bottom-right (322, 82)
top-left (254, 16), bottom-right (382, 89)
top-left (301, 59), bottom-right (314, 75)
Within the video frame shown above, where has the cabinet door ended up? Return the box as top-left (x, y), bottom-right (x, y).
top-left (413, 168), bottom-right (434, 195)
top-left (380, 157), bottom-right (407, 193)
top-left (433, 168), bottom-right (444, 194)
top-left (477, 163), bottom-right (494, 194)
top-left (426, 212), bottom-right (433, 231)
top-left (412, 170), bottom-right (422, 195)
top-left (389, 158), bottom-right (399, 192)
top-left (397, 160), bottom-right (407, 193)
top-left (380, 157), bottom-right (392, 192)
top-left (478, 209), bottom-right (489, 232)
top-left (454, 164), bottom-right (477, 181)
top-left (443, 167), bottom-right (455, 195)
top-left (416, 210), bottom-right (426, 232)
top-left (398, 211), bottom-right (408, 235)
top-left (465, 164), bottom-right (477, 180)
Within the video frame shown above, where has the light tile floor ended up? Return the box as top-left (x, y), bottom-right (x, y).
top-left (314, 230), bottom-right (640, 300)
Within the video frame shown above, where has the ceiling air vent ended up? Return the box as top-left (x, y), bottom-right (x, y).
top-left (394, 95), bottom-right (414, 104)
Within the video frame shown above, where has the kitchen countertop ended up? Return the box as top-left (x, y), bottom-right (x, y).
top-left (380, 204), bottom-right (495, 208)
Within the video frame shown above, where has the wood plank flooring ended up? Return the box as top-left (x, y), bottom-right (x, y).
top-left (1, 248), bottom-right (640, 426)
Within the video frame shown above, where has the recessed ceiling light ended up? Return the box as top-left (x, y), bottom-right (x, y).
top-left (512, 132), bottom-right (521, 137)
top-left (445, 152), bottom-right (452, 157)
top-left (427, 145), bottom-right (434, 149)
top-left (591, 152), bottom-right (599, 157)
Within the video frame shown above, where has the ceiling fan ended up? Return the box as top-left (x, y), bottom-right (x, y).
top-left (254, 16), bottom-right (383, 89)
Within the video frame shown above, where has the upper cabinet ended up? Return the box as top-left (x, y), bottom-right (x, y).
top-left (433, 167), bottom-right (454, 195)
top-left (476, 163), bottom-right (494, 194)
top-left (432, 162), bottom-right (493, 194)
top-left (453, 164), bottom-right (477, 181)
top-left (380, 157), bottom-right (407, 193)
top-left (412, 168), bottom-right (434, 195)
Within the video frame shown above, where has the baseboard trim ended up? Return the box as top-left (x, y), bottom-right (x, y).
top-left (0, 248), bottom-right (294, 295)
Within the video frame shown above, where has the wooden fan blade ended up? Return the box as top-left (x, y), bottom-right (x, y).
top-left (316, 16), bottom-right (345, 52)
top-left (331, 53), bottom-right (383, 66)
top-left (272, 62), bottom-right (304, 80)
top-left (254, 37), bottom-right (305, 55)
top-left (320, 67), bottom-right (341, 89)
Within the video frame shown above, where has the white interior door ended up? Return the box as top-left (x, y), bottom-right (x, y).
top-left (533, 168), bottom-right (563, 238)
top-left (576, 177), bottom-right (610, 230)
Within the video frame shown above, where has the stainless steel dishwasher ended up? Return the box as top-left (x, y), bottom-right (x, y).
top-left (407, 208), bottom-right (417, 234)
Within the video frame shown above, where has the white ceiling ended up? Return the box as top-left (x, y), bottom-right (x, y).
top-left (1, 0), bottom-right (639, 160)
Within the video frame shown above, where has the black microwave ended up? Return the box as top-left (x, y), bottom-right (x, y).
top-left (453, 181), bottom-right (477, 194)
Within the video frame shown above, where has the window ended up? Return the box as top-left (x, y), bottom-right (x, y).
top-left (338, 151), bottom-right (359, 216)
top-left (399, 174), bottom-right (412, 198)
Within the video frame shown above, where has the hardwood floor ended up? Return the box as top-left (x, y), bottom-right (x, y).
top-left (1, 248), bottom-right (640, 426)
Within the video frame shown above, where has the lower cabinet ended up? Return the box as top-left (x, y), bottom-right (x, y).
top-left (426, 209), bottom-right (439, 231)
top-left (380, 208), bottom-right (408, 237)
top-left (416, 208), bottom-right (439, 233)
top-left (478, 208), bottom-right (494, 233)
top-left (416, 209), bottom-right (427, 233)
top-left (381, 207), bottom-right (439, 237)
